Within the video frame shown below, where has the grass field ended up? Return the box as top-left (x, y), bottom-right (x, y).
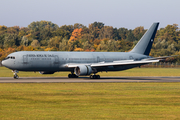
top-left (1, 83), bottom-right (180, 120)
top-left (1, 67), bottom-right (180, 119)
top-left (0, 67), bottom-right (180, 77)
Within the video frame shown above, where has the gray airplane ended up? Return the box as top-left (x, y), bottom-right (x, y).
top-left (2, 23), bottom-right (163, 79)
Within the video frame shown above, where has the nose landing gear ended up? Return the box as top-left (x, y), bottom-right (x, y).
top-left (12, 70), bottom-right (19, 79)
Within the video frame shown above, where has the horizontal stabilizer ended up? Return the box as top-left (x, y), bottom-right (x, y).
top-left (142, 55), bottom-right (178, 61)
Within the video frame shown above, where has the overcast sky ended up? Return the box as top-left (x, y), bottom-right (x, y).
top-left (0, 0), bottom-right (180, 29)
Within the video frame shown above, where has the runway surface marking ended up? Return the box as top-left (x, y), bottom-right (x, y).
top-left (0, 77), bottom-right (180, 83)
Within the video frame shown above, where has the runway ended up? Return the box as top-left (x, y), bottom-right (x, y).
top-left (0, 76), bottom-right (180, 83)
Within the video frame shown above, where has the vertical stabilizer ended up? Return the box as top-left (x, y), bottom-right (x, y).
top-left (130, 23), bottom-right (159, 55)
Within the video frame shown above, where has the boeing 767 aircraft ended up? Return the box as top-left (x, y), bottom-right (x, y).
top-left (2, 23), bottom-right (166, 79)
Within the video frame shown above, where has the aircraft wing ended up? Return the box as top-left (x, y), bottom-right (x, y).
top-left (65, 59), bottom-right (159, 68)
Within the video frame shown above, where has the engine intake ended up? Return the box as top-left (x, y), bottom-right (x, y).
top-left (74, 65), bottom-right (92, 76)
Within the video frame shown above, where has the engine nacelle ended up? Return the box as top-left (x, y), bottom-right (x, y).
top-left (74, 65), bottom-right (92, 76)
top-left (39, 71), bottom-right (55, 74)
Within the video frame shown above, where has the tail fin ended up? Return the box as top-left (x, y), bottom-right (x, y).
top-left (130, 22), bottom-right (159, 55)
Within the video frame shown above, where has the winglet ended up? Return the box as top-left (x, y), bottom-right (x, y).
top-left (130, 23), bottom-right (159, 55)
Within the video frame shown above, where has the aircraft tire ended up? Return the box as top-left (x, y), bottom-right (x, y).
top-left (97, 75), bottom-right (100, 79)
top-left (14, 75), bottom-right (19, 79)
top-left (90, 75), bottom-right (93, 79)
top-left (68, 74), bottom-right (72, 78)
top-left (93, 75), bottom-right (96, 79)
top-left (72, 74), bottom-right (78, 78)
top-left (68, 74), bottom-right (78, 78)
top-left (90, 75), bottom-right (100, 79)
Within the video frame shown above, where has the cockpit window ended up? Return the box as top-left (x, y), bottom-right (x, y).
top-left (3, 57), bottom-right (9, 60)
top-left (4, 56), bottom-right (15, 60)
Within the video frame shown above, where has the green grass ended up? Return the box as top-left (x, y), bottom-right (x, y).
top-left (1, 83), bottom-right (180, 120)
top-left (1, 67), bottom-right (180, 119)
top-left (0, 67), bottom-right (180, 77)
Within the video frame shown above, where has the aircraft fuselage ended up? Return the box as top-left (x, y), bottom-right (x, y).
top-left (2, 51), bottom-right (149, 72)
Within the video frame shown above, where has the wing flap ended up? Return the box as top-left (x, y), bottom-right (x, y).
top-left (91, 59), bottom-right (159, 67)
top-left (65, 59), bottom-right (159, 68)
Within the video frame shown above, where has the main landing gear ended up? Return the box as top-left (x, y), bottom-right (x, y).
top-left (90, 74), bottom-right (100, 79)
top-left (12, 70), bottom-right (19, 79)
top-left (68, 74), bottom-right (78, 78)
top-left (68, 71), bottom-right (100, 79)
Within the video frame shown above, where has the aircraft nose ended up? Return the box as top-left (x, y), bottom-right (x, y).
top-left (1, 60), bottom-right (7, 67)
top-left (1, 60), bottom-right (4, 66)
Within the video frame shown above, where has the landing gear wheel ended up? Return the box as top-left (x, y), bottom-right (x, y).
top-left (90, 75), bottom-right (100, 79)
top-left (90, 75), bottom-right (93, 79)
top-left (68, 74), bottom-right (78, 78)
top-left (74, 74), bottom-right (78, 78)
top-left (12, 70), bottom-right (19, 79)
top-left (97, 75), bottom-right (100, 79)
top-left (14, 74), bottom-right (19, 79)
top-left (93, 75), bottom-right (96, 79)
top-left (68, 74), bottom-right (72, 78)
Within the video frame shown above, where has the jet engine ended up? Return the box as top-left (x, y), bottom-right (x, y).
top-left (39, 71), bottom-right (55, 74)
top-left (74, 65), bottom-right (92, 76)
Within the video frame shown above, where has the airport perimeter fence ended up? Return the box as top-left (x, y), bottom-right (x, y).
top-left (141, 62), bottom-right (180, 68)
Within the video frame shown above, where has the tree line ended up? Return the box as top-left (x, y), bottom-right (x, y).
top-left (0, 21), bottom-right (180, 62)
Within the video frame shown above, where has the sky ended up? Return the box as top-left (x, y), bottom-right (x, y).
top-left (0, 0), bottom-right (180, 29)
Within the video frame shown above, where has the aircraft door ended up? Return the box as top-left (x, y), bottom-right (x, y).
top-left (129, 56), bottom-right (134, 60)
top-left (97, 56), bottom-right (100, 63)
top-left (23, 55), bottom-right (28, 64)
top-left (54, 55), bottom-right (59, 64)
top-left (97, 54), bottom-right (105, 63)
